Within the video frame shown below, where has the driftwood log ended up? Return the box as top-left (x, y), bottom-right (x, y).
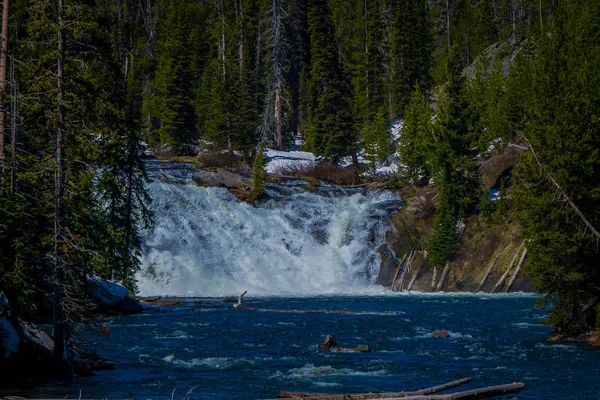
top-left (277, 377), bottom-right (472, 399)
top-left (233, 292), bottom-right (389, 315)
top-left (273, 381), bottom-right (524, 400)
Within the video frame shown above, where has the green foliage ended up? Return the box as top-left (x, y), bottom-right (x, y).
top-left (362, 106), bottom-right (393, 172)
top-left (514, 0), bottom-right (600, 333)
top-left (251, 145), bottom-right (267, 199)
top-left (428, 192), bottom-right (459, 267)
top-left (399, 84), bottom-right (432, 182)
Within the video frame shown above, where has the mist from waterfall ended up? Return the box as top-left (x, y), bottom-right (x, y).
top-left (136, 181), bottom-right (401, 297)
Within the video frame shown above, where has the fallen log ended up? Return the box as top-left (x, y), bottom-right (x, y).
top-left (436, 262), bottom-right (450, 292)
top-left (504, 248), bottom-right (528, 292)
top-left (406, 262), bottom-right (423, 291)
top-left (233, 292), bottom-right (390, 315)
top-left (276, 377), bottom-right (472, 399)
top-left (491, 240), bottom-right (525, 293)
top-left (476, 256), bottom-right (498, 292)
top-left (431, 266), bottom-right (438, 290)
top-left (399, 251), bottom-right (417, 291)
top-left (235, 304), bottom-right (389, 315)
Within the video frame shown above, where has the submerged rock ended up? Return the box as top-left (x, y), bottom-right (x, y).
top-left (431, 329), bottom-right (451, 338)
top-left (318, 335), bottom-right (372, 353)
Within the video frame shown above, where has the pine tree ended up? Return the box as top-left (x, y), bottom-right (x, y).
top-left (305, 0), bottom-right (355, 161)
top-left (399, 84), bottom-right (432, 182)
top-left (251, 144), bottom-right (267, 199)
top-left (514, 0), bottom-right (600, 334)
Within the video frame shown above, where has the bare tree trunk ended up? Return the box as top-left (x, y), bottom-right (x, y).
top-left (538, 0), bottom-right (543, 32)
top-left (431, 266), bottom-right (438, 291)
top-left (492, 240), bottom-right (525, 293)
top-left (446, 0), bottom-right (451, 52)
top-left (0, 0), bottom-right (8, 176)
top-left (53, 0), bottom-right (69, 377)
top-left (476, 256), bottom-right (498, 292)
top-left (272, 0), bottom-right (283, 149)
top-left (505, 248), bottom-right (527, 292)
top-left (436, 262), bottom-right (450, 292)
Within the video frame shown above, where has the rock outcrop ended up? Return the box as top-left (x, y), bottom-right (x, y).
top-left (192, 169), bottom-right (252, 191)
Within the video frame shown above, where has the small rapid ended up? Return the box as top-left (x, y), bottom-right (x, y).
top-left (137, 179), bottom-right (401, 297)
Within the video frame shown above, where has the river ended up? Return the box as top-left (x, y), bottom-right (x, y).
top-left (20, 294), bottom-right (599, 399)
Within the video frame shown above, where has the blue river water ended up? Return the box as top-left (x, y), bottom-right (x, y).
top-left (24, 294), bottom-right (600, 399)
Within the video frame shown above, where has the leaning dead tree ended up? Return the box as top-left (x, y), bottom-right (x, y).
top-left (511, 136), bottom-right (600, 242)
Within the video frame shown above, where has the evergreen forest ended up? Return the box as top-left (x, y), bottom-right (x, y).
top-left (0, 0), bottom-right (599, 378)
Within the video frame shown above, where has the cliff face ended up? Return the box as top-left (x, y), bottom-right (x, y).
top-left (378, 146), bottom-right (535, 293)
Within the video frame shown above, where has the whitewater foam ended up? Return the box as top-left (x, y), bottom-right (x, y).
top-left (137, 183), bottom-right (400, 296)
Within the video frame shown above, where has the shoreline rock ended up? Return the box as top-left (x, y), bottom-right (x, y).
top-left (88, 278), bottom-right (143, 315)
top-left (547, 331), bottom-right (600, 347)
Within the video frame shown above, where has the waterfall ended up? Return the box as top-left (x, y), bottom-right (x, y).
top-left (136, 180), bottom-right (401, 297)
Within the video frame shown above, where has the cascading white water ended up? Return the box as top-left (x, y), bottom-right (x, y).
top-left (136, 181), bottom-right (401, 296)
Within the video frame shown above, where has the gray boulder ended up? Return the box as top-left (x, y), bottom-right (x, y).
top-left (0, 318), bottom-right (19, 358)
top-left (88, 277), bottom-right (143, 315)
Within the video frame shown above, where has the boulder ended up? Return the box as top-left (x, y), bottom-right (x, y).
top-left (88, 277), bottom-right (143, 315)
top-left (192, 169), bottom-right (252, 191)
top-left (89, 277), bottom-right (129, 307)
top-left (19, 320), bottom-right (54, 355)
top-left (0, 318), bottom-right (19, 358)
top-left (431, 329), bottom-right (451, 338)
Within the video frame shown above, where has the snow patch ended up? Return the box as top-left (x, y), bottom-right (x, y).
top-left (265, 149), bottom-right (316, 174)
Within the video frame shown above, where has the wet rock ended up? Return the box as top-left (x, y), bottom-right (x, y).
top-left (318, 335), bottom-right (338, 351)
top-left (349, 345), bottom-right (372, 353)
top-left (375, 244), bottom-right (398, 286)
top-left (318, 335), bottom-right (372, 352)
top-left (431, 329), bottom-right (450, 338)
top-left (193, 169), bottom-right (252, 191)
top-left (78, 351), bottom-right (115, 370)
top-left (117, 296), bottom-right (144, 314)
top-left (223, 297), bottom-right (239, 303)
